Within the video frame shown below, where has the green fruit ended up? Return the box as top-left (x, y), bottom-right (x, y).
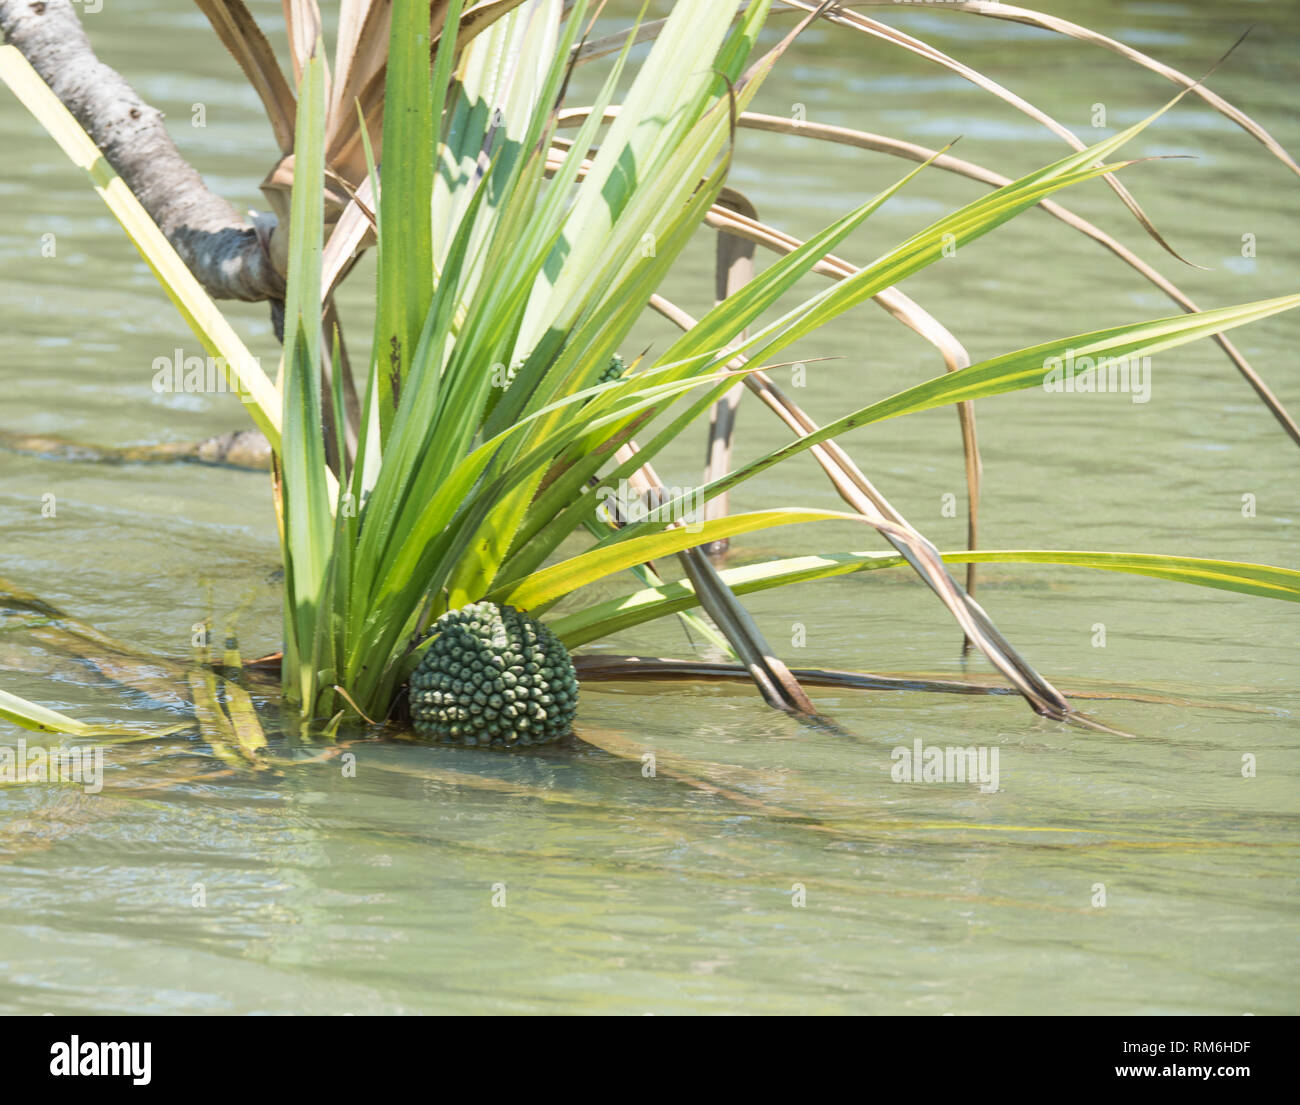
top-left (408, 601), bottom-right (578, 747)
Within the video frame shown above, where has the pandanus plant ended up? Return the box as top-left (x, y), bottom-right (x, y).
top-left (2, 0), bottom-right (1299, 742)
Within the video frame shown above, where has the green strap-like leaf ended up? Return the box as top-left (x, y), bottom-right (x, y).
top-left (551, 548), bottom-right (1300, 647)
top-left (0, 687), bottom-right (99, 737)
top-left (495, 508), bottom-right (864, 610)
top-left (372, 0), bottom-right (444, 441)
top-left (0, 45), bottom-right (282, 449)
top-left (280, 46), bottom-right (332, 710)
top-left (619, 292), bottom-right (1300, 543)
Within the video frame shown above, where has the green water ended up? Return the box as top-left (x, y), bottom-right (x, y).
top-left (1, 0), bottom-right (1297, 1014)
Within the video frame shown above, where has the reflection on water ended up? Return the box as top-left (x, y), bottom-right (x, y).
top-left (0, 0), bottom-right (1297, 1013)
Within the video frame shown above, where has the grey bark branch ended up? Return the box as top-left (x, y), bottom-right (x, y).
top-left (0, 0), bottom-right (284, 302)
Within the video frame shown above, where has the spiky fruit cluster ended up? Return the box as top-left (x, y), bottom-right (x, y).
top-left (409, 602), bottom-right (578, 747)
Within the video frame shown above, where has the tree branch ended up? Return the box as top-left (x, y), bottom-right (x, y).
top-left (0, 0), bottom-right (284, 302)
